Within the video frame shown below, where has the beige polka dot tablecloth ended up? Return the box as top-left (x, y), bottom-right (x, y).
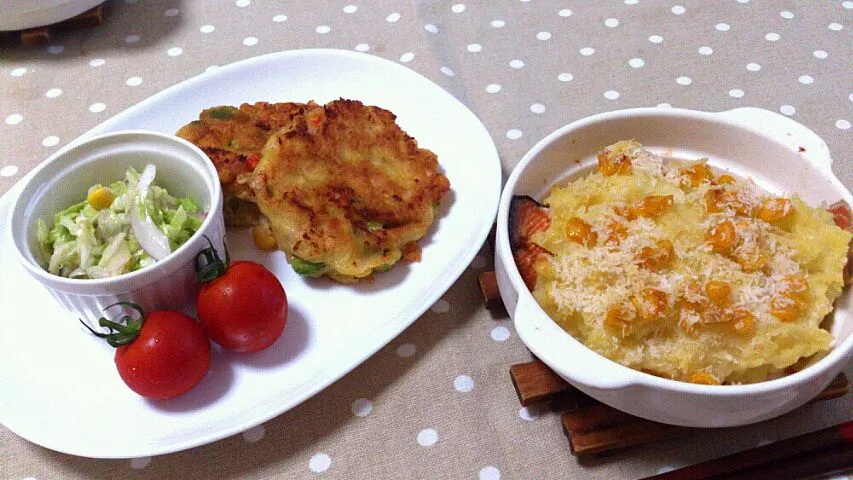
top-left (2, 1), bottom-right (852, 479)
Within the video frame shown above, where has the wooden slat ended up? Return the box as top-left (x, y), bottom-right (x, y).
top-left (565, 416), bottom-right (687, 455)
top-left (20, 27), bottom-right (52, 46)
top-left (59, 5), bottom-right (105, 30)
top-left (478, 271), bottom-right (503, 309)
top-left (509, 359), bottom-right (571, 406)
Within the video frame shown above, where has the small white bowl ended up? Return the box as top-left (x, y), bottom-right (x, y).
top-left (495, 107), bottom-right (853, 428)
top-left (9, 130), bottom-right (225, 323)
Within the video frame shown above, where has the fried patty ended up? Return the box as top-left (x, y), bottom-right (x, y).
top-left (178, 99), bottom-right (450, 282)
top-left (176, 102), bottom-right (315, 225)
top-left (250, 99), bottom-right (450, 282)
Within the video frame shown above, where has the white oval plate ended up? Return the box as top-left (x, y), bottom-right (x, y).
top-left (0, 49), bottom-right (501, 458)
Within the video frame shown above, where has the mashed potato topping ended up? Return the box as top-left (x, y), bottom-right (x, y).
top-left (530, 140), bottom-right (851, 384)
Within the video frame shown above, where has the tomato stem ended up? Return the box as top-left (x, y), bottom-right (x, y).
top-left (195, 235), bottom-right (230, 283)
top-left (79, 302), bottom-right (145, 348)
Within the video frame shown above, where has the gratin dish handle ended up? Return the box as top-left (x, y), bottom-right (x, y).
top-left (715, 107), bottom-right (833, 174)
top-left (512, 297), bottom-right (633, 390)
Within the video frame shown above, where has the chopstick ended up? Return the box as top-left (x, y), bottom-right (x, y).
top-left (641, 421), bottom-right (853, 480)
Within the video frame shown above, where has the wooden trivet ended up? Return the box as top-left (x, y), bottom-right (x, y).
top-left (0, 4), bottom-right (105, 46)
top-left (510, 357), bottom-right (850, 457)
top-left (478, 268), bottom-right (852, 456)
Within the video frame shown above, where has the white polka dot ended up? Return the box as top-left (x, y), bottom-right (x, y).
top-left (89, 103), bottom-right (106, 113)
top-left (604, 18), bottom-right (619, 27)
top-left (425, 24), bottom-right (438, 33)
top-left (0, 165), bottom-right (19, 177)
top-left (235, 0), bottom-right (250, 7)
top-left (736, 0), bottom-right (749, 3)
top-left (485, 83), bottom-right (502, 93)
top-left (798, 75), bottom-right (814, 85)
top-left (167, 47), bottom-right (183, 57)
top-left (273, 14), bottom-right (287, 23)
top-left (316, 25), bottom-right (331, 34)
top-left (579, 47), bottom-right (595, 56)
top-left (242, 424), bottom-right (265, 442)
top-left (386, 12), bottom-right (401, 22)
top-left (676, 76), bottom-right (692, 85)
top-left (491, 326), bottom-right (511, 341)
top-left (828, 23), bottom-right (843, 31)
top-left (625, 0), bottom-right (638, 4)
top-left (729, 88), bottom-right (745, 98)
top-left (509, 59), bottom-right (525, 69)
top-left (431, 299), bottom-right (450, 313)
top-left (468, 43), bottom-right (482, 52)
top-left (126, 77), bottom-right (142, 86)
top-left (657, 103), bottom-right (673, 108)
top-left (479, 466), bottom-right (501, 480)
top-left (746, 63), bottom-right (761, 71)
top-left (440, 66), bottom-right (454, 76)
top-left (125, 35), bottom-right (140, 44)
top-left (849, 93), bottom-right (853, 103)
top-left (780, 105), bottom-right (796, 116)
top-left (671, 5), bottom-right (686, 15)
top-left (355, 43), bottom-right (369, 52)
top-left (491, 20), bottom-right (505, 28)
top-left (518, 405), bottom-right (540, 421)
top-left (343, 5), bottom-right (357, 13)
top-left (453, 374), bottom-right (474, 392)
top-left (506, 129), bottom-right (523, 140)
top-left (417, 428), bottom-right (438, 447)
top-left (604, 90), bottom-right (620, 100)
top-left (396, 343), bottom-right (417, 357)
top-left (243, 37), bottom-right (258, 46)
top-left (530, 103), bottom-right (546, 114)
top-left (451, 4), bottom-right (466, 13)
top-left (837, 120), bottom-right (852, 130)
top-left (698, 46), bottom-right (713, 55)
top-left (89, 58), bottom-right (105, 67)
top-left (558, 9), bottom-right (572, 17)
top-left (400, 52), bottom-right (414, 62)
top-left (5, 114), bottom-right (23, 125)
top-left (47, 45), bottom-right (64, 54)
top-left (130, 457), bottom-right (151, 469)
top-left (308, 453), bottom-right (331, 473)
top-left (780, 11), bottom-right (794, 19)
top-left (11, 67), bottom-right (27, 76)
top-left (45, 88), bottom-right (62, 98)
top-left (765, 32), bottom-right (780, 41)
top-left (558, 73), bottom-right (573, 82)
top-left (351, 398), bottom-right (373, 417)
top-left (649, 35), bottom-right (663, 43)
top-left (844, 1), bottom-right (853, 9)
top-left (715, 23), bottom-right (730, 31)
top-left (42, 136), bottom-right (60, 147)
top-left (537, 31), bottom-right (552, 40)
top-left (628, 58), bottom-right (645, 68)
top-left (200, 25), bottom-right (215, 33)
top-left (813, 50), bottom-right (828, 59)
top-left (164, 8), bottom-right (179, 17)
top-left (471, 254), bottom-right (487, 268)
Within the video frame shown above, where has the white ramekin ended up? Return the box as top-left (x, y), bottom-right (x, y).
top-left (495, 107), bottom-right (853, 428)
top-left (9, 130), bottom-right (225, 323)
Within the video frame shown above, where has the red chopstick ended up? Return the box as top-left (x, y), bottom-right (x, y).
top-left (642, 421), bottom-right (853, 480)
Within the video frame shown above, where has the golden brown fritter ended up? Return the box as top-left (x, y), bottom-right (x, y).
top-left (176, 102), bottom-right (315, 225)
top-left (250, 98), bottom-right (450, 282)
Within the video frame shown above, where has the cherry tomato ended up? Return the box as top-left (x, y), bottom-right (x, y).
top-left (83, 303), bottom-right (210, 400)
top-left (196, 244), bottom-right (287, 352)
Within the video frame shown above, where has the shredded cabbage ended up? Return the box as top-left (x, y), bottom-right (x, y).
top-left (36, 165), bottom-right (203, 279)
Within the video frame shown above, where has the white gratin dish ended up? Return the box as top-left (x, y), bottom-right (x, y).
top-left (494, 107), bottom-right (853, 428)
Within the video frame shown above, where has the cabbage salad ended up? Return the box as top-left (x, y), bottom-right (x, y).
top-left (37, 165), bottom-right (203, 279)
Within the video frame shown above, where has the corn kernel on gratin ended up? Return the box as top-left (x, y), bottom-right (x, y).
top-left (529, 140), bottom-right (851, 385)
